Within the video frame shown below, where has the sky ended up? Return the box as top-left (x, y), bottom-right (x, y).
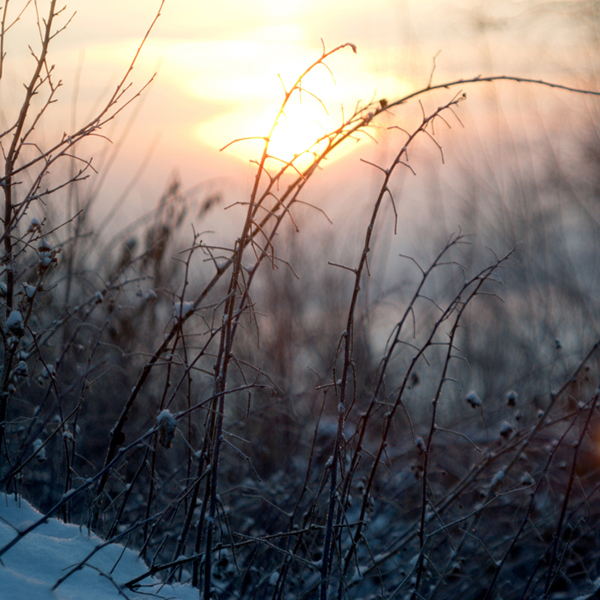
top-left (3, 0), bottom-right (596, 228)
top-left (0, 493), bottom-right (198, 600)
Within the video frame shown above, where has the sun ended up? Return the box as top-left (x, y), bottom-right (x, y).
top-left (156, 38), bottom-right (412, 170)
top-left (262, 101), bottom-right (340, 169)
top-left (195, 82), bottom-right (361, 171)
top-left (198, 97), bottom-right (362, 172)
top-left (193, 58), bottom-right (373, 170)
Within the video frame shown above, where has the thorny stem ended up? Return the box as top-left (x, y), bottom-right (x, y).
top-left (543, 392), bottom-right (600, 598)
top-left (410, 260), bottom-right (509, 598)
top-left (172, 42), bottom-right (362, 600)
top-left (480, 396), bottom-right (593, 600)
top-left (320, 95), bottom-right (465, 600)
top-left (338, 234), bottom-right (467, 580)
top-left (93, 50), bottom-right (600, 534)
top-left (0, 0), bottom-right (57, 466)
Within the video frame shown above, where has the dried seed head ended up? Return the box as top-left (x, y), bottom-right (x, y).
top-left (157, 409), bottom-right (177, 449)
top-left (14, 361), bottom-right (28, 377)
top-left (466, 391), bottom-right (482, 408)
top-left (521, 472), bottom-right (534, 486)
top-left (22, 283), bottom-right (36, 299)
top-left (6, 310), bottom-right (24, 337)
top-left (506, 390), bottom-right (518, 407)
top-left (500, 421), bottom-right (513, 438)
top-left (33, 439), bottom-right (47, 463)
top-left (28, 217), bottom-right (42, 233)
top-left (41, 364), bottom-right (56, 380)
top-left (491, 469), bottom-right (505, 487)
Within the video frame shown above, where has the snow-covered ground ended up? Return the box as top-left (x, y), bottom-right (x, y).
top-left (0, 493), bottom-right (198, 600)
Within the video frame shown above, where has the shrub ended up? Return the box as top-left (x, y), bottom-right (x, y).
top-left (2, 3), bottom-right (600, 600)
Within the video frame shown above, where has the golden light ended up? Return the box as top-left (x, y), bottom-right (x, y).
top-left (265, 102), bottom-right (333, 169)
top-left (196, 92), bottom-right (356, 172)
top-left (78, 34), bottom-right (413, 174)
top-left (180, 40), bottom-right (413, 170)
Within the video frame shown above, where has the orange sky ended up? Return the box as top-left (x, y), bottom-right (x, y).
top-left (1, 0), bottom-right (596, 225)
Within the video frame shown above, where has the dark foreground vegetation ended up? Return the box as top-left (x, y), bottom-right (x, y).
top-left (2, 2), bottom-right (600, 599)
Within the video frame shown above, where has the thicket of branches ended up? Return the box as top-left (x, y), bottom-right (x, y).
top-left (2, 2), bottom-right (600, 599)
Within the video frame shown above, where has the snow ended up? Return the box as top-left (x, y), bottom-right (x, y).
top-left (0, 493), bottom-right (198, 600)
top-left (23, 283), bottom-right (37, 299)
top-left (5, 310), bottom-right (23, 333)
top-left (157, 409), bottom-right (178, 448)
top-left (38, 238), bottom-right (52, 252)
top-left (465, 390), bottom-right (482, 408)
top-left (173, 301), bottom-right (194, 320)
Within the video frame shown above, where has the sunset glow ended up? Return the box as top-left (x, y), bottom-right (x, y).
top-left (3, 0), bottom-right (583, 198)
top-left (147, 37), bottom-right (412, 168)
top-left (36, 0), bottom-right (426, 184)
